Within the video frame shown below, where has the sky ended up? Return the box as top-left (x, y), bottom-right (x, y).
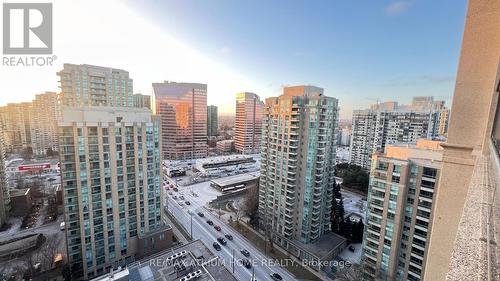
top-left (0, 0), bottom-right (467, 118)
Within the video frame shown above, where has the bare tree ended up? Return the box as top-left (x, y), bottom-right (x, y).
top-left (233, 207), bottom-right (244, 224)
top-left (36, 234), bottom-right (63, 272)
top-left (244, 185), bottom-right (259, 216)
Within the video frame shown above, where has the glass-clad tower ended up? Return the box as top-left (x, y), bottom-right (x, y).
top-left (258, 85), bottom-right (339, 245)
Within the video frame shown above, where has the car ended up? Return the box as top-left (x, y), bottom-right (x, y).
top-left (348, 245), bottom-right (355, 252)
top-left (60, 222), bottom-right (65, 231)
top-left (185, 201), bottom-right (191, 205)
top-left (178, 201), bottom-right (184, 206)
top-left (224, 234), bottom-right (233, 240)
top-left (179, 195), bottom-right (185, 200)
top-left (270, 273), bottom-right (283, 281)
top-left (217, 237), bottom-right (227, 245)
top-left (212, 242), bottom-right (221, 251)
top-left (206, 220), bottom-right (214, 225)
top-left (240, 249), bottom-right (250, 257)
top-left (242, 259), bottom-right (252, 269)
top-left (172, 195), bottom-right (178, 200)
top-left (173, 188), bottom-right (178, 192)
top-left (214, 225), bottom-right (221, 231)
top-left (198, 212), bottom-right (204, 217)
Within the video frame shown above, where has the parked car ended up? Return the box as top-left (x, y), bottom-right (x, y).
top-left (198, 212), bottom-right (204, 217)
top-left (206, 220), bottom-right (214, 225)
top-left (217, 237), bottom-right (227, 245)
top-left (224, 234), bottom-right (233, 241)
top-left (179, 195), bottom-right (185, 200)
top-left (214, 225), bottom-right (221, 231)
top-left (212, 242), bottom-right (221, 251)
top-left (185, 201), bottom-right (191, 205)
top-left (240, 249), bottom-right (250, 257)
top-left (60, 222), bottom-right (65, 231)
top-left (348, 245), bottom-right (355, 252)
top-left (270, 273), bottom-right (283, 281)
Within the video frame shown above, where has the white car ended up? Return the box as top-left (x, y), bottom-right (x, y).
top-left (178, 201), bottom-right (184, 206)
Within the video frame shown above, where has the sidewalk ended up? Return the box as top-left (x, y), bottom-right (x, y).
top-left (163, 209), bottom-right (189, 244)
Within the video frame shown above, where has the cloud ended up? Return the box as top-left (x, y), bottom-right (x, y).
top-left (219, 47), bottom-right (232, 54)
top-left (385, 1), bottom-right (411, 15)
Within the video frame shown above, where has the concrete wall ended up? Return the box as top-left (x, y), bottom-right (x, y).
top-left (424, 1), bottom-right (500, 280)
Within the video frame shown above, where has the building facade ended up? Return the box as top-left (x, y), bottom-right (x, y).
top-left (0, 102), bottom-right (32, 152)
top-left (235, 92), bottom-right (264, 154)
top-left (207, 105), bottom-right (218, 137)
top-left (58, 64), bottom-right (134, 107)
top-left (350, 107), bottom-right (441, 169)
top-left (133, 94), bottom-right (151, 109)
top-left (425, 1), bottom-right (500, 280)
top-left (152, 81), bottom-right (208, 160)
top-left (0, 134), bottom-right (9, 227)
top-left (30, 92), bottom-right (61, 156)
top-left (363, 140), bottom-right (442, 281)
top-left (258, 85), bottom-right (339, 246)
top-left (59, 107), bottom-right (166, 279)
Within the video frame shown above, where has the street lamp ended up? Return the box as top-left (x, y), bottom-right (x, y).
top-left (190, 213), bottom-right (193, 240)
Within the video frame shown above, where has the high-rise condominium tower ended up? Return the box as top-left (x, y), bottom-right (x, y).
top-left (30, 92), bottom-right (61, 156)
top-left (59, 107), bottom-right (166, 279)
top-left (350, 100), bottom-right (444, 169)
top-left (207, 105), bottom-right (218, 137)
top-left (58, 64), bottom-right (133, 107)
top-left (0, 134), bottom-right (9, 227)
top-left (134, 94), bottom-right (151, 109)
top-left (258, 85), bottom-right (339, 245)
top-left (235, 92), bottom-right (264, 154)
top-left (0, 102), bottom-right (32, 152)
top-left (363, 140), bottom-right (442, 281)
top-left (152, 81), bottom-right (208, 160)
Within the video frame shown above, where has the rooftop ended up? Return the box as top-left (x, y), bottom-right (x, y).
top-left (290, 232), bottom-right (347, 260)
top-left (195, 154), bottom-right (254, 165)
top-left (6, 158), bottom-right (59, 168)
top-left (9, 188), bottom-right (30, 197)
top-left (379, 139), bottom-right (443, 162)
top-left (91, 240), bottom-right (238, 281)
top-left (210, 171), bottom-right (260, 187)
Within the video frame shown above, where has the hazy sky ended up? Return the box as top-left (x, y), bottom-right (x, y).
top-left (0, 0), bottom-right (467, 118)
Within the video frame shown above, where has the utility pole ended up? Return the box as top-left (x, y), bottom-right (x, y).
top-left (190, 213), bottom-right (193, 240)
top-left (232, 248), bottom-right (235, 273)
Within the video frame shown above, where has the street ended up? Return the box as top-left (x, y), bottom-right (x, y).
top-left (165, 181), bottom-right (297, 281)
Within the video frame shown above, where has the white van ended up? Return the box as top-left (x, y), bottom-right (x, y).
top-left (60, 222), bottom-right (65, 231)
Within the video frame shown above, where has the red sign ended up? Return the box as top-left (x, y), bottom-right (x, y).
top-left (18, 163), bottom-right (51, 171)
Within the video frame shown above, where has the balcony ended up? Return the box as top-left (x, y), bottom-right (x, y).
top-left (446, 139), bottom-right (500, 281)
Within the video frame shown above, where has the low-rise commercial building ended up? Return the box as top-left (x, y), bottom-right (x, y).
top-left (6, 158), bottom-right (59, 177)
top-left (216, 140), bottom-right (234, 154)
top-left (210, 171), bottom-right (260, 193)
top-left (194, 155), bottom-right (255, 175)
top-left (9, 188), bottom-right (32, 216)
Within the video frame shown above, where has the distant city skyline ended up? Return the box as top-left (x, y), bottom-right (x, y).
top-left (0, 0), bottom-right (466, 119)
